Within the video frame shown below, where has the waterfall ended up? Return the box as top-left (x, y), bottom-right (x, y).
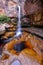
top-left (15, 5), bottom-right (22, 37)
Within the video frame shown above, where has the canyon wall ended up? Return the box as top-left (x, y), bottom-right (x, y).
top-left (0, 0), bottom-right (25, 17)
top-left (0, 0), bottom-right (42, 16)
top-left (0, 0), bottom-right (43, 26)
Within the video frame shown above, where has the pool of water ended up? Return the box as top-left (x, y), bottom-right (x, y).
top-left (11, 60), bottom-right (21, 65)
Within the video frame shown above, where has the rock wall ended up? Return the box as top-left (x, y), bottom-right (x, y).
top-left (24, 0), bottom-right (43, 26)
top-left (0, 0), bottom-right (43, 26)
top-left (0, 0), bottom-right (25, 17)
top-left (0, 0), bottom-right (42, 16)
top-left (0, 0), bottom-right (17, 17)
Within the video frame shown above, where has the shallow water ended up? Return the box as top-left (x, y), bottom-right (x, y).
top-left (11, 60), bottom-right (21, 65)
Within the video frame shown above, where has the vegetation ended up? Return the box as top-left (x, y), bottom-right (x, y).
top-left (0, 15), bottom-right (11, 23)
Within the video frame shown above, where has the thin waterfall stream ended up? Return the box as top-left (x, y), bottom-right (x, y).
top-left (15, 5), bottom-right (22, 37)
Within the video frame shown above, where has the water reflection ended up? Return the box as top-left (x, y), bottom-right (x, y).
top-left (11, 60), bottom-right (21, 65)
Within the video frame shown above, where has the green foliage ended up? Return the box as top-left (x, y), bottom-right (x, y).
top-left (0, 15), bottom-right (11, 23)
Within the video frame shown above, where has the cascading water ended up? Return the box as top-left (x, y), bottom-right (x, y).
top-left (3, 5), bottom-right (22, 43)
top-left (15, 5), bottom-right (22, 37)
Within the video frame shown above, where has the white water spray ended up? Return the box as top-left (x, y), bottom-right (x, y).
top-left (15, 5), bottom-right (22, 37)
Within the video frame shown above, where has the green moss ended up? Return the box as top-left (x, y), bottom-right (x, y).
top-left (0, 15), bottom-right (11, 23)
